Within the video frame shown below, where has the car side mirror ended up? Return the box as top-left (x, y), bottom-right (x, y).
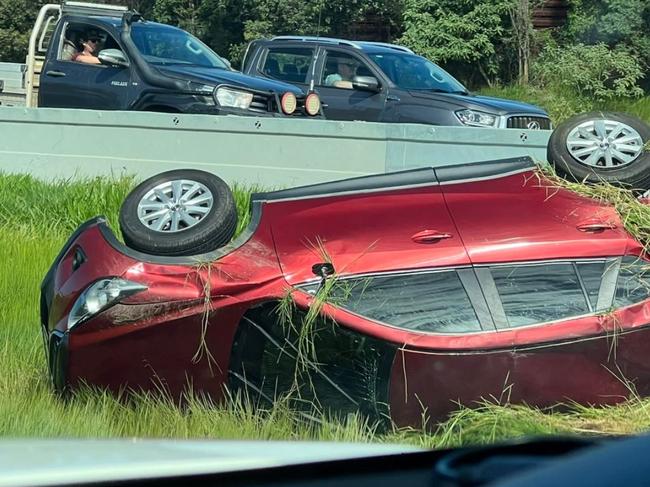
top-left (98, 49), bottom-right (129, 68)
top-left (352, 75), bottom-right (380, 92)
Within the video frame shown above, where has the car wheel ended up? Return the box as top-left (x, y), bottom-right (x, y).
top-left (119, 169), bottom-right (237, 256)
top-left (548, 112), bottom-right (650, 190)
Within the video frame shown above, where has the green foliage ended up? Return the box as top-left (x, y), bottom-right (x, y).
top-left (0, 0), bottom-right (48, 62)
top-left (532, 43), bottom-right (644, 102)
top-left (399, 0), bottom-right (512, 86)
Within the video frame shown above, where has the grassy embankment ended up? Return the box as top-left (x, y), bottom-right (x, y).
top-left (4, 173), bottom-right (650, 444)
top-left (478, 86), bottom-right (650, 126)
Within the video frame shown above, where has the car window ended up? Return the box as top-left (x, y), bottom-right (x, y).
top-left (490, 263), bottom-right (590, 328)
top-left (59, 23), bottom-right (122, 63)
top-left (262, 47), bottom-right (313, 83)
top-left (368, 52), bottom-right (466, 93)
top-left (324, 270), bottom-right (482, 333)
top-left (319, 51), bottom-right (375, 90)
top-left (576, 261), bottom-right (605, 310)
top-left (615, 256), bottom-right (650, 307)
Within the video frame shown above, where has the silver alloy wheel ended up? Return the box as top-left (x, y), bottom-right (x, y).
top-left (566, 119), bottom-right (644, 168)
top-left (137, 179), bottom-right (213, 233)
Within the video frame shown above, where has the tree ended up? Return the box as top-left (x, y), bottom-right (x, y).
top-left (399, 0), bottom-right (512, 87)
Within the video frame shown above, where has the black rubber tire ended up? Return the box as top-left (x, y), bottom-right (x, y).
top-left (119, 169), bottom-right (237, 256)
top-left (548, 111), bottom-right (650, 190)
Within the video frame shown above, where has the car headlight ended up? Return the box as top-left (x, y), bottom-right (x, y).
top-left (67, 278), bottom-right (148, 331)
top-left (215, 87), bottom-right (254, 109)
top-left (455, 109), bottom-right (499, 127)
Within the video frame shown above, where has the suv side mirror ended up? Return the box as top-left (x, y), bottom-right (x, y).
top-left (98, 49), bottom-right (129, 68)
top-left (352, 76), bottom-right (380, 92)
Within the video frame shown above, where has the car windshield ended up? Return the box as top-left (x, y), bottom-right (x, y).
top-left (369, 52), bottom-right (467, 93)
top-left (130, 23), bottom-right (228, 68)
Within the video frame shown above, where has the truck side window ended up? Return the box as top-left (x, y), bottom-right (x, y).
top-left (320, 51), bottom-right (373, 90)
top-left (262, 48), bottom-right (313, 84)
top-left (59, 23), bottom-right (122, 64)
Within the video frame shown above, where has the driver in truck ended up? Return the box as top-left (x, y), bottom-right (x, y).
top-left (73, 30), bottom-right (101, 64)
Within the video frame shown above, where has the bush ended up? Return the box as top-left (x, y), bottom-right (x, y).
top-left (532, 43), bottom-right (644, 101)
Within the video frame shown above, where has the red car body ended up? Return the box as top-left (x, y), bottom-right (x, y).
top-left (41, 157), bottom-right (650, 426)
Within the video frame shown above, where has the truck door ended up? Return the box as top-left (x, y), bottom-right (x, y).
top-left (39, 22), bottom-right (133, 110)
top-left (315, 49), bottom-right (386, 122)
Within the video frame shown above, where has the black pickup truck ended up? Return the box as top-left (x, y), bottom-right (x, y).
top-left (34, 3), bottom-right (319, 117)
top-left (242, 36), bottom-right (550, 129)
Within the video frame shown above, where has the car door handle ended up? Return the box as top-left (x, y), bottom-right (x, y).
top-left (411, 230), bottom-right (452, 243)
top-left (45, 70), bottom-right (66, 78)
top-left (386, 95), bottom-right (400, 102)
top-left (576, 220), bottom-right (617, 232)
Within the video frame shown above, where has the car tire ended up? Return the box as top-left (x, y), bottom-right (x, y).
top-left (119, 169), bottom-right (237, 256)
top-left (548, 111), bottom-right (650, 190)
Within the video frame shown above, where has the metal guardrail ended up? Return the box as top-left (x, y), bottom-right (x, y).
top-left (0, 107), bottom-right (551, 186)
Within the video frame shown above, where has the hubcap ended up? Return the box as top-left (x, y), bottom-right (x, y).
top-left (566, 119), bottom-right (644, 168)
top-left (137, 179), bottom-right (213, 233)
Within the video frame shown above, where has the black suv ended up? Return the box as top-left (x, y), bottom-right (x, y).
top-left (39, 7), bottom-right (317, 117)
top-left (242, 36), bottom-right (550, 129)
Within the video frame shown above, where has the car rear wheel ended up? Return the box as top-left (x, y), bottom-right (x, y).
top-left (119, 169), bottom-right (237, 256)
top-left (548, 112), bottom-right (650, 190)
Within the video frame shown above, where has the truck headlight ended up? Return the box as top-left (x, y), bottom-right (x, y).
top-left (215, 87), bottom-right (254, 109)
top-left (67, 278), bottom-right (147, 331)
top-left (188, 82), bottom-right (217, 94)
top-left (455, 109), bottom-right (499, 127)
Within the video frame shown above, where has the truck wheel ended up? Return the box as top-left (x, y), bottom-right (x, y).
top-left (119, 169), bottom-right (237, 256)
top-left (548, 112), bottom-right (650, 190)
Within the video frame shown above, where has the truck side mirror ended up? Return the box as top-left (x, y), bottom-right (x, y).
top-left (352, 75), bottom-right (380, 92)
top-left (98, 49), bottom-right (129, 68)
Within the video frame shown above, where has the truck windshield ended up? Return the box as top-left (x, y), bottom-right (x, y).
top-left (369, 52), bottom-right (467, 93)
top-left (131, 23), bottom-right (228, 69)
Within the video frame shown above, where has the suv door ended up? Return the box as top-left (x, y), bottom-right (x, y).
top-left (316, 49), bottom-right (387, 122)
top-left (39, 21), bottom-right (133, 110)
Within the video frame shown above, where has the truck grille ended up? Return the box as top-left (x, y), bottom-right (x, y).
top-left (507, 115), bottom-right (551, 130)
top-left (248, 93), bottom-right (272, 113)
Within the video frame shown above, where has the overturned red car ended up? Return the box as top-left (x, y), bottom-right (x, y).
top-left (41, 157), bottom-right (650, 426)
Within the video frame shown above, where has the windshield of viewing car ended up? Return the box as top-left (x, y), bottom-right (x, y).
top-left (131, 23), bottom-right (228, 68)
top-left (369, 52), bottom-right (467, 93)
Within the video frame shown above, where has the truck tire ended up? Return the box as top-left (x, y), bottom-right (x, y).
top-left (119, 169), bottom-right (237, 256)
top-left (548, 112), bottom-right (650, 190)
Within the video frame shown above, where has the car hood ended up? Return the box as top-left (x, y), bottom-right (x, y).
top-left (408, 91), bottom-right (548, 116)
top-left (0, 439), bottom-right (418, 486)
top-left (158, 65), bottom-right (304, 95)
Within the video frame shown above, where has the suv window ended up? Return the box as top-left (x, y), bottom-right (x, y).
top-left (320, 51), bottom-right (374, 90)
top-left (490, 263), bottom-right (591, 328)
top-left (329, 270), bottom-right (482, 333)
top-left (615, 256), bottom-right (650, 307)
top-left (263, 47), bottom-right (313, 84)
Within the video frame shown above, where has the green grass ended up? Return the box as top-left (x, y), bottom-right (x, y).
top-left (477, 85), bottom-right (650, 126)
top-left (4, 173), bottom-right (650, 446)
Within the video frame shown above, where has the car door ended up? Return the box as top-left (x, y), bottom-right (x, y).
top-left (264, 177), bottom-right (471, 285)
top-left (315, 49), bottom-right (387, 122)
top-left (39, 21), bottom-right (133, 110)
